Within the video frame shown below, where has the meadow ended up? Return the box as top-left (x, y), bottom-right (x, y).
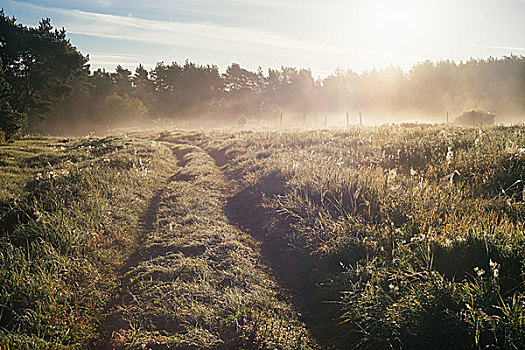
top-left (1, 124), bottom-right (525, 349)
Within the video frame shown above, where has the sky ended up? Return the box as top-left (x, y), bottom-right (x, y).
top-left (2, 0), bottom-right (525, 77)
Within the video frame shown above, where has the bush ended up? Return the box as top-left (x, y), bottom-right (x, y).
top-left (103, 93), bottom-right (148, 126)
top-left (236, 114), bottom-right (248, 127)
top-left (0, 101), bottom-right (27, 140)
top-left (454, 110), bottom-right (495, 126)
top-left (0, 62), bottom-right (27, 140)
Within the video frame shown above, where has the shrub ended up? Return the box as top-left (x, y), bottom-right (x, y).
top-left (454, 110), bottom-right (495, 126)
top-left (0, 105), bottom-right (26, 140)
top-left (0, 63), bottom-right (27, 140)
top-left (103, 93), bottom-right (148, 126)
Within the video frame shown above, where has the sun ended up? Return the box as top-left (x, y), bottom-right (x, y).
top-left (357, 0), bottom-right (431, 54)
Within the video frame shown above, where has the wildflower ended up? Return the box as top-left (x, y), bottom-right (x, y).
top-left (446, 146), bottom-right (454, 163)
top-left (489, 259), bottom-right (500, 279)
top-left (474, 266), bottom-right (485, 277)
top-left (388, 283), bottom-right (399, 292)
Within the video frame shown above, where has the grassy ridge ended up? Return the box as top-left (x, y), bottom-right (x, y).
top-left (203, 125), bottom-right (525, 349)
top-left (101, 142), bottom-right (317, 349)
top-left (0, 136), bottom-right (178, 348)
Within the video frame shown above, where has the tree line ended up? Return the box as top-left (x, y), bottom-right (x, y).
top-left (1, 12), bottom-right (525, 137)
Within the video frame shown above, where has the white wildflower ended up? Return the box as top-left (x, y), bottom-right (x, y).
top-left (474, 266), bottom-right (485, 277)
top-left (489, 259), bottom-right (500, 279)
top-left (446, 146), bottom-right (454, 164)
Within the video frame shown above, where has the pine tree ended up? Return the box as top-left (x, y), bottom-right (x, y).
top-left (0, 59), bottom-right (26, 140)
top-left (0, 11), bottom-right (87, 133)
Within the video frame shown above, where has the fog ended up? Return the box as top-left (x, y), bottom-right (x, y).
top-left (30, 56), bottom-right (525, 136)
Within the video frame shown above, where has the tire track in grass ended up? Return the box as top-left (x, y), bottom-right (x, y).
top-left (204, 146), bottom-right (340, 350)
top-left (98, 143), bottom-right (318, 349)
top-left (222, 186), bottom-right (341, 350)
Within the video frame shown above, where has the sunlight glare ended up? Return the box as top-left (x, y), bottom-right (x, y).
top-left (357, 0), bottom-right (431, 54)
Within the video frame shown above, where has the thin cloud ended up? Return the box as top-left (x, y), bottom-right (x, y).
top-left (9, 1), bottom-right (350, 57)
top-left (193, 0), bottom-right (340, 11)
top-left (89, 60), bottom-right (155, 68)
top-left (471, 43), bottom-right (525, 52)
top-left (484, 45), bottom-right (525, 52)
top-left (89, 53), bottom-right (142, 61)
top-left (99, 0), bottom-right (339, 12)
top-left (66, 9), bottom-right (347, 55)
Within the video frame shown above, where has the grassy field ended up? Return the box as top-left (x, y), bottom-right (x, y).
top-left (0, 135), bottom-right (179, 348)
top-left (1, 125), bottom-right (525, 349)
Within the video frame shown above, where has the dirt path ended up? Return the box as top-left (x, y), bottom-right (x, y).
top-left (224, 187), bottom-right (316, 304)
top-left (97, 141), bottom-right (318, 349)
top-left (95, 147), bottom-right (183, 349)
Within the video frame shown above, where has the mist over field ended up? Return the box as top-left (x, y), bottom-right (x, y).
top-left (1, 7), bottom-right (525, 137)
top-left (2, 2), bottom-right (525, 350)
top-left (26, 56), bottom-right (525, 135)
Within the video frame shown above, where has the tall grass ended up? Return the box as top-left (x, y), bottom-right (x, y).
top-left (204, 125), bottom-right (525, 349)
top-left (0, 136), bottom-right (177, 348)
